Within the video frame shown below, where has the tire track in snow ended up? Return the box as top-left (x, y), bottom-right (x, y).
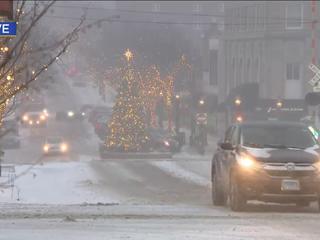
top-left (149, 161), bottom-right (211, 188)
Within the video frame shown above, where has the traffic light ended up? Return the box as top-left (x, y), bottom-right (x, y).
top-left (305, 92), bottom-right (320, 106)
top-left (236, 115), bottom-right (243, 123)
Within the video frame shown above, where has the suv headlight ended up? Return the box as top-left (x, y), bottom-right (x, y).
top-left (237, 154), bottom-right (258, 169)
top-left (60, 143), bottom-right (68, 152)
top-left (43, 144), bottom-right (49, 152)
top-left (68, 111), bottom-right (74, 117)
top-left (313, 161), bottom-right (320, 172)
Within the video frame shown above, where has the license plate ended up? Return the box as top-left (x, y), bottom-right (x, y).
top-left (281, 179), bottom-right (300, 191)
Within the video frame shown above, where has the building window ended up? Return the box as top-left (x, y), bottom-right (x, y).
top-left (229, 8), bottom-right (234, 32)
top-left (286, 2), bottom-right (303, 29)
top-left (220, 2), bottom-right (224, 13)
top-left (286, 62), bottom-right (301, 80)
top-left (240, 7), bottom-right (246, 32)
top-left (258, 5), bottom-right (266, 30)
top-left (153, 3), bottom-right (161, 12)
top-left (246, 59), bottom-right (251, 82)
top-left (239, 58), bottom-right (243, 85)
top-left (209, 50), bottom-right (218, 86)
top-left (193, 4), bottom-right (202, 30)
top-left (254, 6), bottom-right (258, 31)
top-left (230, 57), bottom-right (235, 89)
top-left (235, 8), bottom-right (240, 32)
top-left (254, 58), bottom-right (260, 83)
top-left (247, 6), bottom-right (253, 31)
top-left (226, 8), bottom-right (232, 32)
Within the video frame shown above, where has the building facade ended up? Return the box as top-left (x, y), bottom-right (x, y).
top-left (115, 1), bottom-right (224, 104)
top-left (219, 1), bottom-right (319, 104)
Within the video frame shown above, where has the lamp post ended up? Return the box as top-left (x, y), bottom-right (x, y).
top-left (0, 150), bottom-right (4, 177)
top-left (197, 98), bottom-right (208, 146)
top-left (174, 94), bottom-right (181, 133)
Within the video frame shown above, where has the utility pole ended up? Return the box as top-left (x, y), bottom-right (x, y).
top-left (174, 94), bottom-right (180, 133)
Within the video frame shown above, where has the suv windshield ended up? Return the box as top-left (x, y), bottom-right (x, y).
top-left (47, 137), bottom-right (62, 144)
top-left (241, 125), bottom-right (318, 149)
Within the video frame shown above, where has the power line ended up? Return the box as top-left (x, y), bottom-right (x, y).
top-left (25, 3), bottom-right (316, 22)
top-left (43, 14), bottom-right (317, 27)
top-left (26, 3), bottom-right (226, 18)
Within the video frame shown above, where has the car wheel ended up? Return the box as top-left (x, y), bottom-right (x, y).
top-left (229, 173), bottom-right (247, 212)
top-left (212, 173), bottom-right (226, 206)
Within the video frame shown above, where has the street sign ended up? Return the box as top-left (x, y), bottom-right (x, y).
top-left (0, 22), bottom-right (16, 36)
top-left (314, 85), bottom-right (320, 92)
top-left (196, 113), bottom-right (207, 125)
top-left (309, 63), bottom-right (320, 87)
top-left (309, 63), bottom-right (320, 73)
top-left (309, 74), bottom-right (320, 86)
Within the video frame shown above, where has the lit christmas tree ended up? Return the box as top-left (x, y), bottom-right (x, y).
top-left (105, 49), bottom-right (150, 152)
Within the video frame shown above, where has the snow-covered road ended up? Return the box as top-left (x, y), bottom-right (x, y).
top-left (1, 204), bottom-right (320, 240)
top-left (2, 64), bottom-right (320, 239)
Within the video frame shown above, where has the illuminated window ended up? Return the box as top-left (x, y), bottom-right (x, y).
top-left (286, 62), bottom-right (301, 80)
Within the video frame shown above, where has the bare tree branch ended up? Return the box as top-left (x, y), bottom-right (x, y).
top-left (0, 1), bottom-right (56, 73)
top-left (0, 16), bottom-right (85, 105)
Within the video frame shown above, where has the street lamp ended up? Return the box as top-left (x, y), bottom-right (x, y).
top-left (276, 100), bottom-right (283, 108)
top-left (175, 94), bottom-right (181, 133)
top-left (199, 99), bottom-right (205, 105)
top-left (234, 98), bottom-right (241, 106)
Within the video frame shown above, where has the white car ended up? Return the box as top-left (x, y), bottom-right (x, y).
top-left (43, 137), bottom-right (69, 155)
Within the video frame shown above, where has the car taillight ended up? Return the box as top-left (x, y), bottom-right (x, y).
top-left (164, 140), bottom-right (170, 147)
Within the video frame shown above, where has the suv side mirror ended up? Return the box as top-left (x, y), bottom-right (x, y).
top-left (219, 142), bottom-right (235, 150)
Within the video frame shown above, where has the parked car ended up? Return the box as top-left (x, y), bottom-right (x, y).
top-left (88, 106), bottom-right (112, 125)
top-left (94, 115), bottom-right (110, 140)
top-left (148, 128), bottom-right (180, 153)
top-left (79, 104), bottom-right (95, 118)
top-left (55, 110), bottom-right (85, 121)
top-left (211, 121), bottom-right (320, 212)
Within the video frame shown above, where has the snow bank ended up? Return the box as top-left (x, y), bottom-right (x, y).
top-left (0, 157), bottom-right (120, 204)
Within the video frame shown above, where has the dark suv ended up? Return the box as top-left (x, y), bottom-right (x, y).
top-left (211, 121), bottom-right (320, 211)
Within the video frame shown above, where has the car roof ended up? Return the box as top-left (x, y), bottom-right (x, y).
top-left (236, 121), bottom-right (307, 128)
